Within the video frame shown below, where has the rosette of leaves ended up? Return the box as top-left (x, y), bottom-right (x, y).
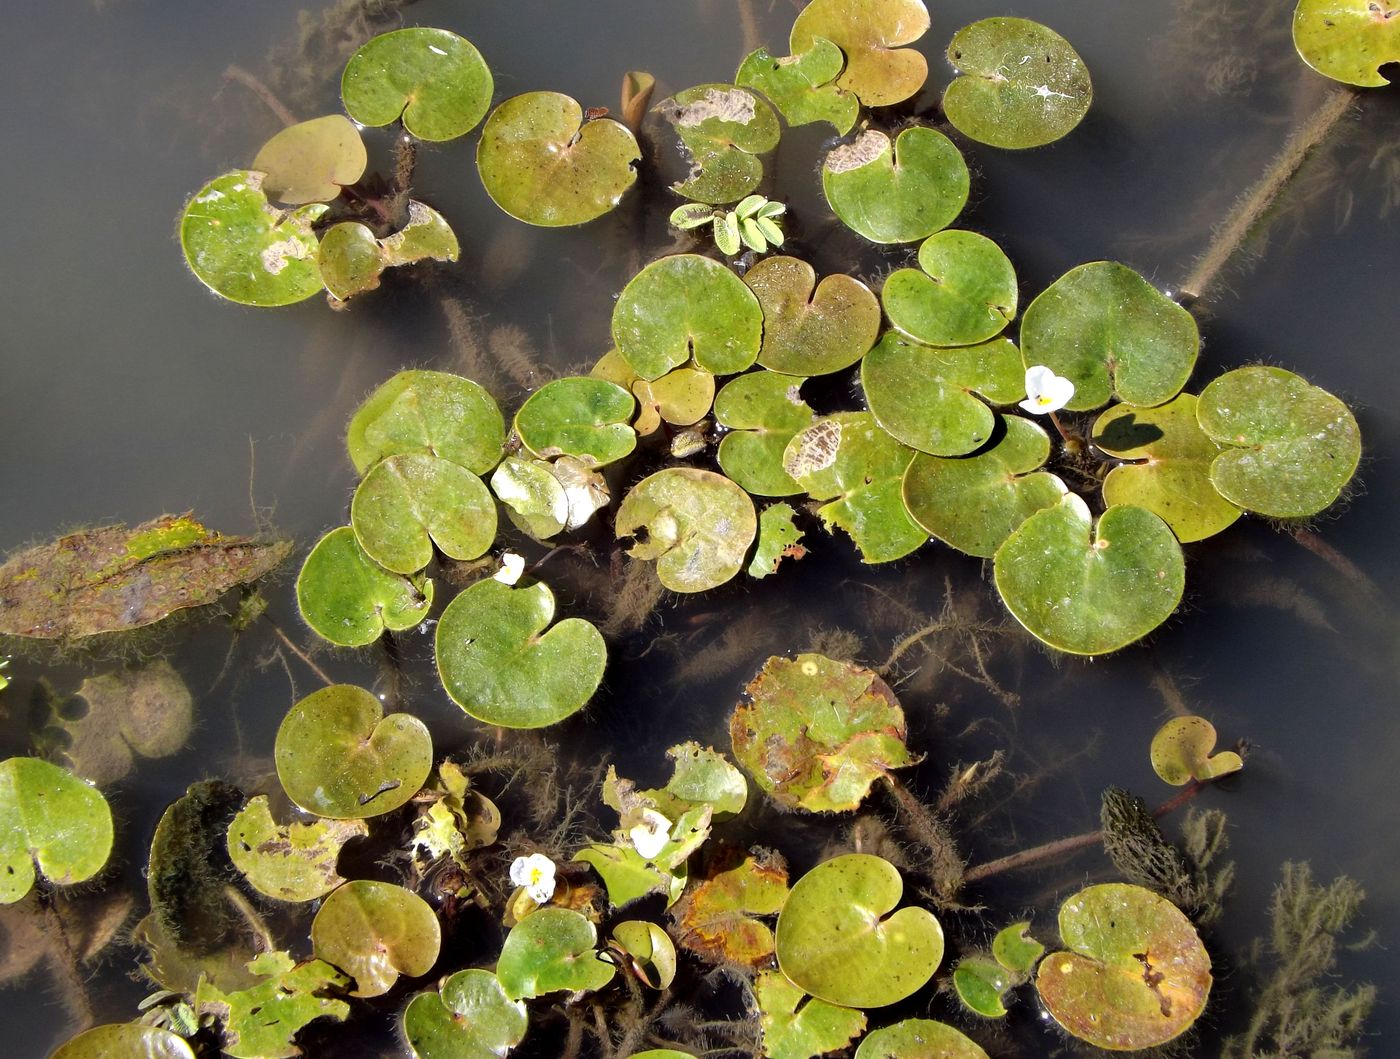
top-left (942, 18), bottom-right (1092, 149)
top-left (1035, 883), bottom-right (1212, 1050)
top-left (953, 921), bottom-right (1046, 1018)
top-left (1, 757), bottom-right (114, 903)
top-left (341, 28), bottom-right (493, 142)
top-left (822, 128), bottom-right (969, 245)
top-left (736, 37), bottom-right (858, 133)
top-left (670, 195), bottom-right (787, 256)
top-left (729, 653), bottom-right (913, 812)
top-left (615, 468), bottom-right (758, 592)
top-left (477, 91), bottom-right (641, 225)
top-left (659, 84), bottom-right (780, 204)
top-left (790, 0), bottom-right (931, 107)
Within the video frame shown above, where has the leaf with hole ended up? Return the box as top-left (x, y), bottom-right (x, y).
top-left (342, 28), bottom-right (492, 141)
top-left (790, 0), bottom-right (931, 106)
top-left (660, 84), bottom-right (780, 204)
top-left (295, 526), bottom-right (433, 647)
top-left (496, 907), bottom-right (616, 1000)
top-left (823, 128), bottom-right (968, 245)
top-left (736, 38), bottom-right (858, 133)
top-left (348, 370), bottom-right (505, 477)
top-left (274, 684), bottom-right (432, 819)
top-left (745, 256), bottom-right (881, 376)
top-left (881, 230), bottom-right (1018, 347)
top-left (252, 114), bottom-right (366, 205)
top-left (1293, 0), bottom-right (1400, 86)
top-left (642, 742), bottom-right (749, 820)
top-left (515, 377), bottom-right (637, 465)
top-left (311, 880), bottom-right (440, 997)
top-left (756, 969), bottom-right (866, 1059)
top-left (716, 371), bottom-right (815, 496)
top-left (436, 579), bottom-right (606, 728)
top-left (0, 757), bottom-right (113, 904)
top-left (1035, 883), bottom-right (1212, 1050)
top-left (227, 796), bottom-right (367, 903)
top-left (943, 18), bottom-right (1092, 149)
top-left (195, 951), bottom-right (349, 1059)
top-left (1150, 716), bottom-right (1244, 786)
top-left (748, 502), bottom-right (807, 578)
top-left (616, 468), bottom-right (757, 592)
top-left (402, 969), bottom-right (527, 1059)
top-left (351, 454), bottom-right (497, 573)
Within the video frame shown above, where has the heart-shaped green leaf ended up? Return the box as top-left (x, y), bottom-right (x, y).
top-left (1294, 0), bottom-right (1400, 86)
top-left (351, 454), bottom-right (497, 574)
top-left (881, 230), bottom-right (1018, 347)
top-left (1150, 716), bottom-right (1244, 786)
top-left (616, 468), bottom-right (757, 592)
top-left (341, 28), bottom-right (493, 141)
top-left (729, 653), bottom-right (914, 813)
top-left (1196, 366), bottom-right (1361, 518)
top-left (227, 796), bottom-right (367, 903)
top-left (755, 970), bottom-right (867, 1059)
top-left (660, 84), bottom-right (780, 204)
top-left (745, 256), bottom-right (881, 376)
top-left (496, 907), bottom-right (616, 1000)
top-left (748, 502), bottom-right (806, 578)
top-left (296, 527), bottom-right (433, 647)
top-left (312, 880), bottom-right (441, 997)
top-left (347, 370), bottom-right (505, 477)
top-left (403, 969), bottom-right (528, 1059)
top-left (1036, 883), bottom-right (1212, 1050)
top-left (715, 371), bottom-right (815, 496)
top-left (0, 757), bottom-right (113, 903)
top-left (783, 412), bottom-right (926, 563)
top-left (943, 18), bottom-right (1092, 149)
top-left (672, 848), bottom-right (789, 969)
top-left (862, 333), bottom-right (1025, 456)
top-left (822, 129), bottom-right (969, 245)
top-left (514, 377), bottom-right (637, 465)
top-left (1093, 394), bottom-right (1241, 542)
top-left (736, 38), bottom-right (858, 133)
top-left (612, 254), bottom-right (763, 379)
top-left (632, 368), bottom-right (716, 435)
top-left (902, 414), bottom-right (1067, 557)
top-left (477, 92), bottom-right (641, 225)
top-left (52, 1024), bottom-right (196, 1059)
top-left (790, 0), bottom-right (931, 106)
top-left (854, 1018), bottom-right (991, 1057)
top-left (1020, 262), bottom-right (1199, 411)
top-left (777, 854), bottom-right (943, 1007)
top-left (953, 957), bottom-right (1014, 1017)
top-left (994, 496), bottom-right (1185, 655)
top-left (435, 579), bottom-right (606, 728)
top-left (252, 114), bottom-right (366, 205)
top-left (274, 684), bottom-right (431, 822)
top-left (180, 171), bottom-right (327, 307)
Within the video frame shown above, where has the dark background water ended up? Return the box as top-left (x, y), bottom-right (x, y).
top-left (1, 0), bottom-right (1397, 1055)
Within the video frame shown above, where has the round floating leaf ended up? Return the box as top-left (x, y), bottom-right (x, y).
top-left (274, 684), bottom-right (433, 820)
top-left (715, 371), bottom-right (815, 496)
top-left (252, 114), bottom-right (367, 205)
top-left (776, 854), bottom-right (943, 1007)
top-left (312, 880), bottom-right (441, 997)
top-left (783, 412), bottom-right (926, 563)
top-left (0, 757), bottom-right (113, 903)
top-left (515, 377), bottom-right (637, 465)
top-left (1150, 716), bottom-right (1244, 786)
top-left (748, 502), bottom-right (807, 578)
top-left (672, 848), bottom-right (789, 969)
top-left (994, 496), bottom-right (1185, 655)
top-left (615, 468), bottom-right (757, 592)
top-left (791, 0), bottom-right (931, 106)
top-left (1092, 394), bottom-right (1241, 543)
top-left (62, 661), bottom-right (193, 784)
top-left (496, 907), bottom-right (616, 1000)
top-left (953, 957), bottom-right (1013, 1017)
top-left (403, 969), bottom-right (527, 1059)
top-left (490, 455), bottom-right (570, 539)
top-left (227, 796), bottom-right (367, 903)
top-left (881, 231), bottom-right (1018, 347)
top-left (854, 1018), bottom-right (991, 1058)
top-left (1294, 0), bottom-right (1400, 86)
top-left (1036, 883), bottom-right (1212, 1050)
top-left (347, 370), bottom-right (505, 477)
top-left (943, 18), bottom-right (1092, 149)
top-left (660, 84), bottom-right (780, 204)
top-left (992, 921), bottom-right (1045, 974)
top-left (436, 579), bottom-right (605, 728)
top-left (745, 256), bottom-right (881, 376)
top-left (351, 454), bottom-right (497, 574)
top-left (632, 367), bottom-right (716, 435)
top-left (736, 38), bottom-right (859, 133)
top-left (180, 171), bottom-right (326, 307)
top-left (612, 920), bottom-right (677, 989)
top-left (1196, 366), bottom-right (1361, 518)
top-left (756, 970), bottom-right (867, 1059)
top-left (862, 333), bottom-right (1025, 456)
top-left (730, 653), bottom-right (913, 812)
top-left (319, 222), bottom-right (385, 301)
top-left (53, 1024), bottom-right (196, 1059)
top-left (822, 128), bottom-right (969, 245)
top-left (612, 254), bottom-right (763, 379)
top-left (295, 527), bottom-right (433, 647)
top-left (478, 92), bottom-right (640, 225)
top-left (1020, 262), bottom-right (1199, 411)
top-left (341, 28), bottom-right (493, 141)
top-left (902, 414), bottom-right (1067, 558)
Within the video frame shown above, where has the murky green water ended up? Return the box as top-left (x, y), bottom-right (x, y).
top-left (1, 0), bottom-right (1397, 1055)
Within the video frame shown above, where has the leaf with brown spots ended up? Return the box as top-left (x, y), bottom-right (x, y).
top-left (671, 847), bottom-right (789, 969)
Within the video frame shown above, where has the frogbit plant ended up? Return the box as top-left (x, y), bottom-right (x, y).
top-left (670, 195), bottom-right (788, 256)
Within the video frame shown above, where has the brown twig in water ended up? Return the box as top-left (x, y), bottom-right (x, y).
top-left (1180, 85), bottom-right (1356, 304)
top-left (1290, 526), bottom-right (1385, 606)
top-left (736, 0), bottom-right (762, 53)
top-left (265, 617), bottom-right (334, 687)
top-left (222, 64), bottom-right (298, 128)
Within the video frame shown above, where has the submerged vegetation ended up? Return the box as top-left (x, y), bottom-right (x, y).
top-left (0, 0), bottom-right (1388, 1056)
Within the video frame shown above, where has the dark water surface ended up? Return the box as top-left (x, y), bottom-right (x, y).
top-left (1, 0), bottom-right (1397, 1055)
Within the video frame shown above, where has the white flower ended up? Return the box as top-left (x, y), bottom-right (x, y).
top-left (1019, 365), bottom-right (1075, 415)
top-left (509, 853), bottom-right (557, 904)
top-left (493, 552), bottom-right (526, 585)
top-left (628, 809), bottom-right (673, 861)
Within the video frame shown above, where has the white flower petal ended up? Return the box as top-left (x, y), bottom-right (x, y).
top-left (1020, 365), bottom-right (1075, 415)
top-left (509, 853), bottom-right (556, 903)
top-left (629, 809), bottom-right (672, 861)
top-left (494, 552), bottom-right (526, 585)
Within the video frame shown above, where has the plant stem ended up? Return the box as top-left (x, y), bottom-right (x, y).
top-left (1179, 85), bottom-right (1356, 304)
top-left (962, 779), bottom-right (1209, 885)
top-left (386, 132), bottom-right (418, 230)
top-left (265, 616), bottom-right (334, 687)
top-left (222, 64), bottom-right (298, 128)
